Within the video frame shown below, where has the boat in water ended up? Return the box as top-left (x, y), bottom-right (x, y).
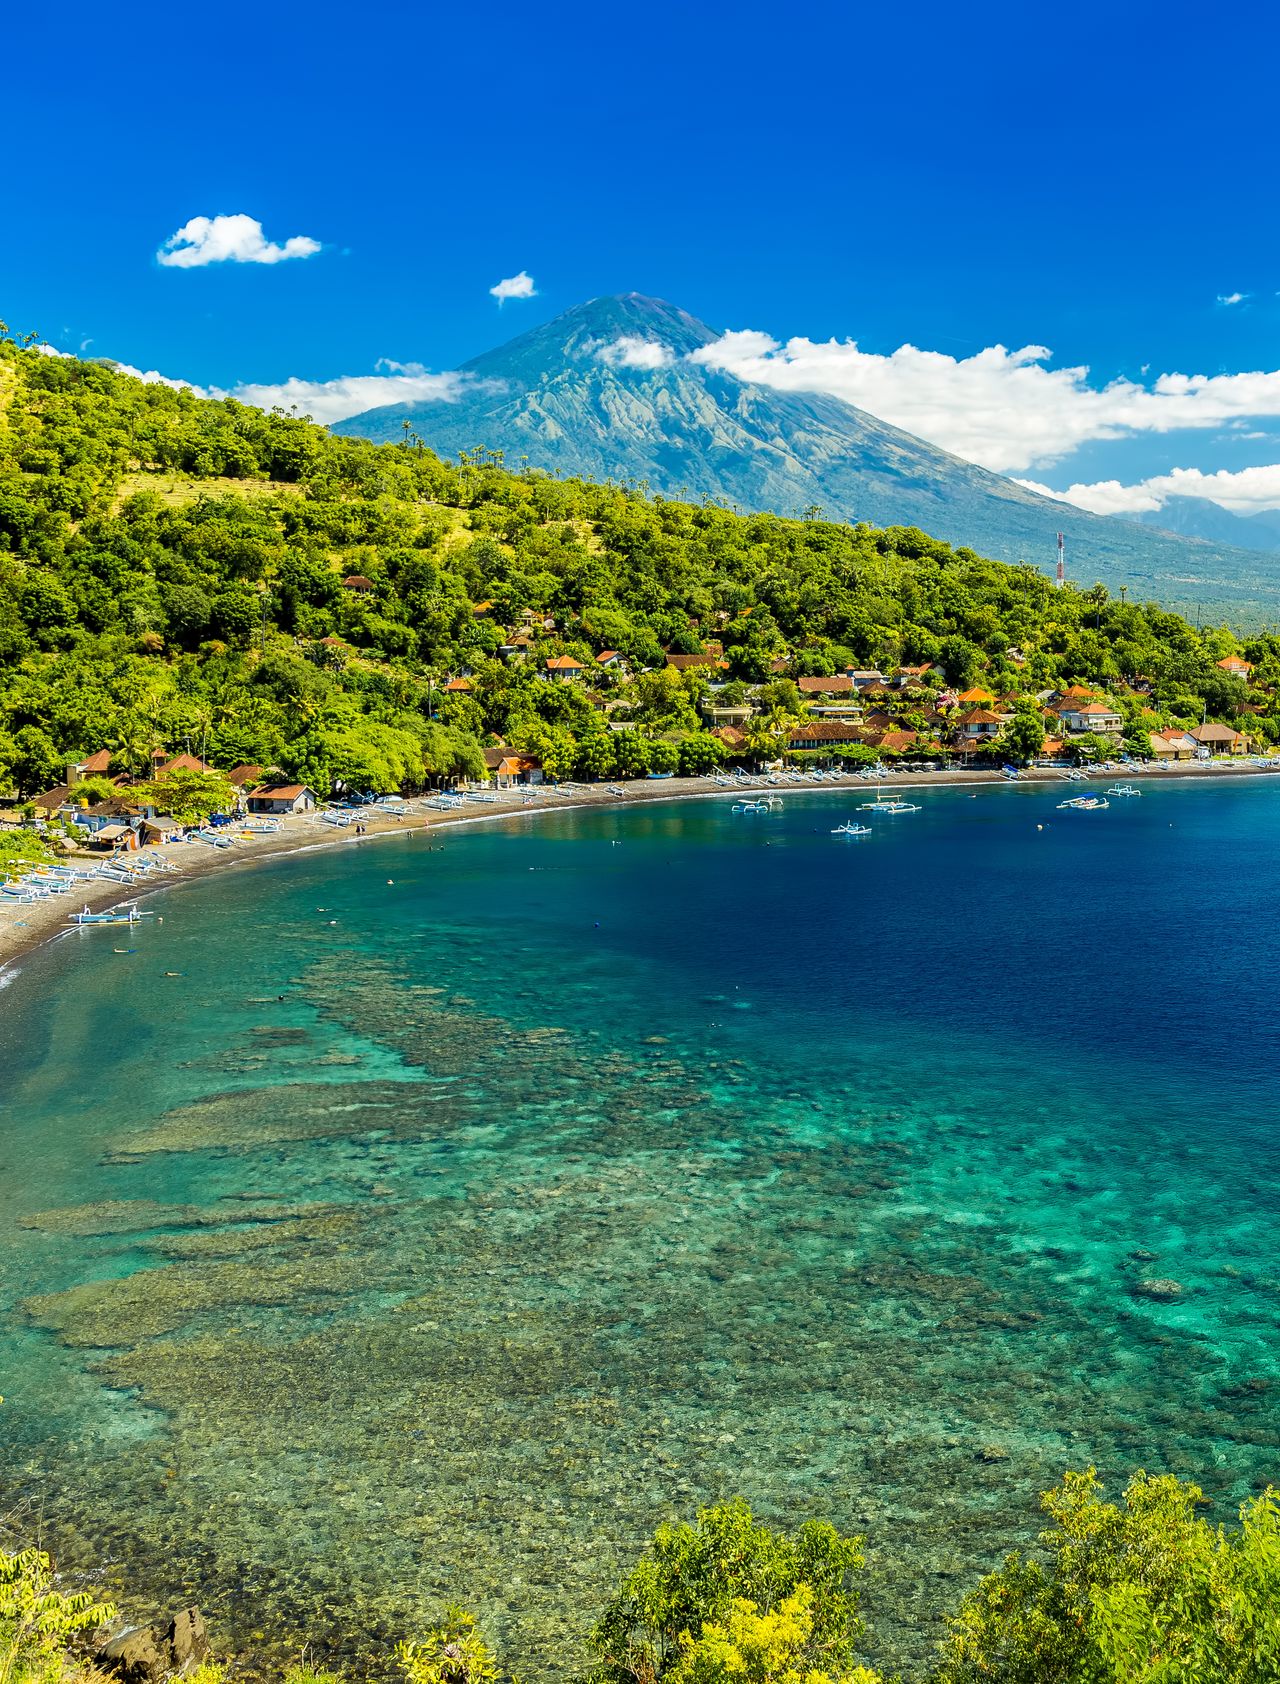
top-left (1105, 784), bottom-right (1142, 797)
top-left (831, 821), bottom-right (872, 836)
top-left (1057, 796), bottom-right (1110, 810)
top-left (68, 903), bottom-right (153, 926)
top-left (858, 798), bottom-right (921, 814)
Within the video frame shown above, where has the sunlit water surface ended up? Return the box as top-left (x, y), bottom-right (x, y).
top-left (2, 782), bottom-right (1278, 1677)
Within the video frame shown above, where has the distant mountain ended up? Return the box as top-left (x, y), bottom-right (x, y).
top-left (1139, 495), bottom-right (1280, 554)
top-left (337, 294), bottom-right (1280, 620)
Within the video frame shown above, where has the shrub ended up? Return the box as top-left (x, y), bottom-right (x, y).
top-left (0, 1547), bottom-right (115, 1684)
top-left (397, 1607), bottom-right (500, 1684)
top-left (591, 1499), bottom-right (866, 1684)
top-left (667, 1589), bottom-right (881, 1684)
top-left (937, 1469), bottom-right (1280, 1683)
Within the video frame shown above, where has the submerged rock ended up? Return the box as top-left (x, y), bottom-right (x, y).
top-left (1134, 1278), bottom-right (1184, 1300)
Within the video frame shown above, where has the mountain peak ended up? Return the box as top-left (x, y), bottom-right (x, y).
top-left (461, 293), bottom-right (717, 379)
top-left (335, 296), bottom-right (1280, 616)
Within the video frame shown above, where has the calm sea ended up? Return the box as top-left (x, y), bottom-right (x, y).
top-left (1, 781), bottom-right (1277, 1677)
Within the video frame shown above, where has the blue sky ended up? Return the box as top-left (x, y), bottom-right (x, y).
top-left (6, 0), bottom-right (1280, 513)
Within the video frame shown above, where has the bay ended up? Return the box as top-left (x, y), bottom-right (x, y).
top-left (1, 780), bottom-right (1277, 1677)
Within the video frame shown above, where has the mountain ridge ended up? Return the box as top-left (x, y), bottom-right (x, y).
top-left (337, 295), bottom-right (1280, 619)
top-left (1137, 494), bottom-right (1280, 554)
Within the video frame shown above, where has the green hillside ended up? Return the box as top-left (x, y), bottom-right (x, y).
top-left (0, 334), bottom-right (1274, 797)
top-left (337, 295), bottom-right (1280, 622)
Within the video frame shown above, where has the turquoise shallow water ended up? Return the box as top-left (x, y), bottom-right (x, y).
top-left (1, 781), bottom-right (1278, 1677)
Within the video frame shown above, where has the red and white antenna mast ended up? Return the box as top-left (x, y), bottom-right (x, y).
top-left (1055, 532), bottom-right (1066, 588)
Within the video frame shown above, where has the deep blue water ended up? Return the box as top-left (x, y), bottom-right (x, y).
top-left (1, 780), bottom-right (1277, 1677)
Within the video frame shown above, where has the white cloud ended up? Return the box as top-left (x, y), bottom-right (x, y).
top-left (214, 369), bottom-right (469, 425)
top-left (689, 328), bottom-right (1280, 476)
top-left (35, 342), bottom-right (471, 425)
top-left (1217, 291), bottom-right (1247, 306)
top-left (489, 270), bottom-right (536, 303)
top-left (157, 214), bottom-right (321, 269)
top-left (1017, 463), bottom-right (1280, 517)
top-left (596, 335), bottom-right (674, 370)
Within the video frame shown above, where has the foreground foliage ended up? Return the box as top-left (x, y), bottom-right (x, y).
top-left (937, 1470), bottom-right (1280, 1683)
top-left (0, 1548), bottom-right (113, 1684)
top-left (591, 1498), bottom-right (866, 1684)
top-left (4, 1474), bottom-right (1280, 1684)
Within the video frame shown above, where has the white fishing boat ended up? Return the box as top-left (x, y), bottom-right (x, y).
top-left (858, 797), bottom-right (920, 814)
top-left (831, 821), bottom-right (872, 836)
top-left (1057, 795), bottom-right (1110, 810)
top-left (68, 902), bottom-right (153, 926)
top-left (1105, 783), bottom-right (1142, 797)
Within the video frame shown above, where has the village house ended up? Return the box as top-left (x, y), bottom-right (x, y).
top-left (806, 700), bottom-right (864, 721)
top-left (444, 677), bottom-right (473, 693)
top-left (30, 784), bottom-right (76, 816)
top-left (867, 729), bottom-right (921, 754)
top-left (499, 632), bottom-right (535, 661)
top-left (787, 721), bottom-right (870, 751)
top-left (544, 655), bottom-right (586, 681)
top-left (246, 784), bottom-right (318, 814)
top-left (664, 652), bottom-right (725, 672)
top-left (1150, 729), bottom-right (1198, 761)
top-left (341, 574), bottom-right (376, 593)
top-left (956, 686), bottom-right (997, 706)
top-left (595, 650), bottom-right (628, 672)
top-left (154, 752), bottom-right (216, 776)
top-left (1216, 655), bottom-right (1253, 680)
top-left (226, 764), bottom-right (263, 790)
top-left (482, 747), bottom-right (544, 787)
top-left (843, 668), bottom-right (886, 689)
top-left (68, 749), bottom-right (114, 781)
top-left (1189, 722), bottom-right (1249, 755)
top-left (86, 821), bottom-right (141, 852)
top-left (1060, 701), bottom-right (1124, 736)
top-left (711, 725), bottom-right (748, 753)
top-left (894, 664), bottom-right (935, 687)
top-left (796, 675), bottom-right (855, 696)
top-left (955, 708), bottom-right (1011, 742)
top-left (701, 700), bottom-right (754, 729)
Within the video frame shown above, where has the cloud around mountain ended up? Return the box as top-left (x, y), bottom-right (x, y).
top-left (1018, 462), bottom-right (1280, 517)
top-left (51, 285), bottom-right (1280, 522)
top-left (692, 328), bottom-right (1280, 481)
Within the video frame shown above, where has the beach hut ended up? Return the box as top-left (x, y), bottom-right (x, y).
top-left (247, 784), bottom-right (318, 814)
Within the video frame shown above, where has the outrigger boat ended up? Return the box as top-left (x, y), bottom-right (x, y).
top-left (1057, 796), bottom-right (1110, 810)
top-left (68, 902), bottom-right (154, 926)
top-left (1105, 783), bottom-right (1142, 797)
top-left (831, 821), bottom-right (872, 836)
top-left (857, 797), bottom-right (921, 814)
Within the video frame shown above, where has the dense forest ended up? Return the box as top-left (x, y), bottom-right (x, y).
top-left (1, 334), bottom-right (1274, 798)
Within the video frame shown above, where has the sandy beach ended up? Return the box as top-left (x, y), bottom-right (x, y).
top-left (1, 759), bottom-right (1273, 979)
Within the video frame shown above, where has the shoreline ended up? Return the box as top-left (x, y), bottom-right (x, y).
top-left (1, 759), bottom-right (1273, 978)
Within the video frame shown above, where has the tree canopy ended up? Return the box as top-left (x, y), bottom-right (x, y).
top-left (1, 338), bottom-right (1274, 798)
